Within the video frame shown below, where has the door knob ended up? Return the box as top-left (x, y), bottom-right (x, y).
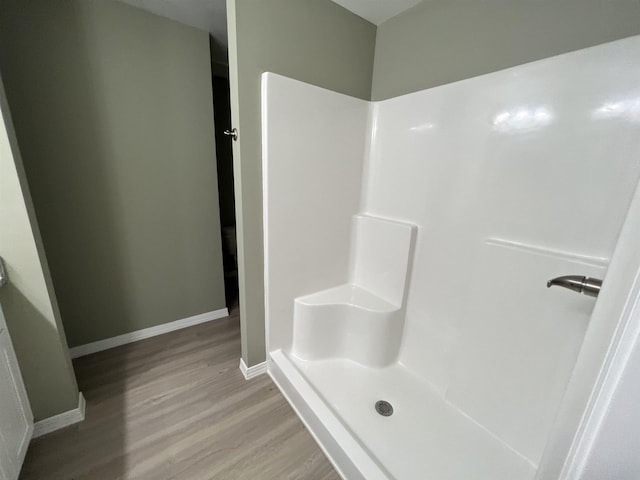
top-left (547, 275), bottom-right (602, 297)
top-left (0, 256), bottom-right (7, 288)
top-left (223, 128), bottom-right (238, 141)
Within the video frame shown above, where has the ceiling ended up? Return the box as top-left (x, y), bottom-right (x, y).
top-left (331, 0), bottom-right (422, 25)
top-left (117, 0), bottom-right (421, 62)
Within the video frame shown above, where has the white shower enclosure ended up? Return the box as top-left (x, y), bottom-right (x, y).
top-left (262, 36), bottom-right (640, 480)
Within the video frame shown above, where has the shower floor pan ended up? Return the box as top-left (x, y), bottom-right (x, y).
top-left (269, 350), bottom-right (536, 480)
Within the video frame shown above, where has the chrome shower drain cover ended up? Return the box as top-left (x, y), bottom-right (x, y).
top-left (375, 400), bottom-right (393, 417)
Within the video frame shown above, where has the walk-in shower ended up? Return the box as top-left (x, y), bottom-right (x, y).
top-left (262, 36), bottom-right (640, 479)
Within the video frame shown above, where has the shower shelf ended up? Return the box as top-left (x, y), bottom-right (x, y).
top-left (296, 284), bottom-right (398, 312)
top-left (291, 215), bottom-right (415, 368)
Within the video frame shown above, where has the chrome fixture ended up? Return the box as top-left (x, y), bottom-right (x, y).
top-left (547, 275), bottom-right (602, 297)
top-left (0, 256), bottom-right (7, 288)
top-left (223, 128), bottom-right (238, 141)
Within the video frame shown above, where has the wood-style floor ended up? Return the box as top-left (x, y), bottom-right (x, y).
top-left (20, 310), bottom-right (339, 480)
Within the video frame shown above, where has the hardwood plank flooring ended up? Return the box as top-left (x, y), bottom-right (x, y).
top-left (19, 310), bottom-right (340, 480)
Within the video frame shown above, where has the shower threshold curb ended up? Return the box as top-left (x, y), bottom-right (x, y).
top-left (268, 350), bottom-right (390, 480)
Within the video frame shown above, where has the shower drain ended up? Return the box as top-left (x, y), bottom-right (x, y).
top-left (375, 400), bottom-right (394, 417)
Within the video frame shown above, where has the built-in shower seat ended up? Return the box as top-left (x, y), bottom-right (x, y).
top-left (291, 214), bottom-right (415, 367)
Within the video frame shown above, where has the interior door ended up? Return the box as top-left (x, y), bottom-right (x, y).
top-left (0, 297), bottom-right (33, 480)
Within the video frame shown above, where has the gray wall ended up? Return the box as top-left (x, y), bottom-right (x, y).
top-left (227, 0), bottom-right (376, 366)
top-left (0, 78), bottom-right (79, 421)
top-left (372, 0), bottom-right (640, 100)
top-left (0, 0), bottom-right (226, 347)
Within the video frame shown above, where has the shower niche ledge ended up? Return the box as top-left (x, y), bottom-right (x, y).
top-left (292, 214), bottom-right (416, 367)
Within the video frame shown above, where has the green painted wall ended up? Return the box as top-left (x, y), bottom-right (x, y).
top-left (227, 0), bottom-right (376, 366)
top-left (0, 78), bottom-right (79, 421)
top-left (0, 0), bottom-right (226, 347)
top-left (372, 0), bottom-right (640, 100)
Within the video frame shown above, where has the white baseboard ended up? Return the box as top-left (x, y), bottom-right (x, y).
top-left (33, 392), bottom-right (86, 438)
top-left (70, 308), bottom-right (229, 359)
top-left (239, 358), bottom-right (267, 380)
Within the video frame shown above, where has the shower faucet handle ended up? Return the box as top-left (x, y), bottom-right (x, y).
top-left (547, 275), bottom-right (602, 298)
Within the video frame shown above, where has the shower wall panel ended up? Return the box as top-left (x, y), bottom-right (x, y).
top-left (262, 73), bottom-right (370, 353)
top-left (364, 36), bottom-right (640, 463)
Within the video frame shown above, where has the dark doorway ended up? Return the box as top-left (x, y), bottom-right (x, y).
top-left (211, 70), bottom-right (238, 309)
